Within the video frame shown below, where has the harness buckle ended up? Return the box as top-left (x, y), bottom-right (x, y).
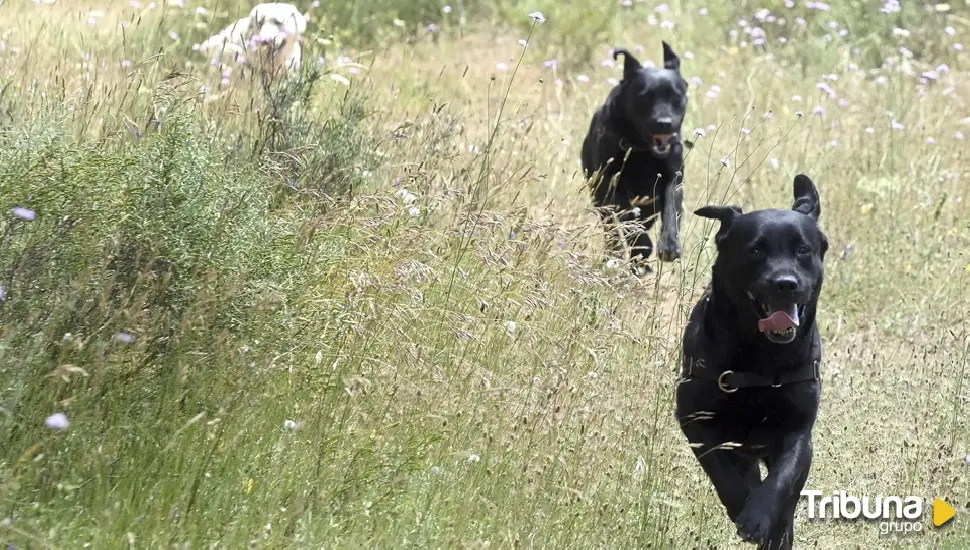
top-left (717, 370), bottom-right (739, 394)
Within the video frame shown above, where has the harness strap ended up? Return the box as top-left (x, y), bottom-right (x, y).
top-left (683, 357), bottom-right (821, 393)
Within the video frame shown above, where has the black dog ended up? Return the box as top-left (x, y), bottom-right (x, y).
top-left (580, 42), bottom-right (689, 273)
top-left (675, 175), bottom-right (829, 549)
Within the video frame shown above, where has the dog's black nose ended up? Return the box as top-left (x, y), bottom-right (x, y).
top-left (772, 275), bottom-right (799, 293)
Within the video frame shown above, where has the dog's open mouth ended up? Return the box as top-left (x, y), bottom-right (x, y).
top-left (649, 134), bottom-right (674, 157)
top-left (747, 292), bottom-right (805, 344)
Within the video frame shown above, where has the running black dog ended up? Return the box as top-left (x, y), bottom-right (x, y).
top-left (580, 42), bottom-right (688, 273)
top-left (676, 175), bottom-right (829, 549)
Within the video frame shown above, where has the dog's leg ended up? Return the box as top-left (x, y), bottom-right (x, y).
top-left (657, 180), bottom-right (683, 262)
top-left (598, 208), bottom-right (624, 256)
top-left (682, 422), bottom-right (762, 520)
top-left (757, 492), bottom-right (801, 550)
top-left (628, 221), bottom-right (654, 273)
top-left (735, 431), bottom-right (813, 546)
top-left (758, 460), bottom-right (809, 550)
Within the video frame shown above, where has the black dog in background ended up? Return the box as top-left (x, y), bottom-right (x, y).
top-left (581, 42), bottom-right (688, 274)
top-left (676, 175), bottom-right (829, 549)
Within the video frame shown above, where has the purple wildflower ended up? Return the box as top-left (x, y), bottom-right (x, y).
top-left (45, 413), bottom-right (70, 431)
top-left (12, 207), bottom-right (35, 221)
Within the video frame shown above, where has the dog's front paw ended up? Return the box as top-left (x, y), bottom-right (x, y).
top-left (631, 262), bottom-right (653, 278)
top-left (657, 240), bottom-right (682, 262)
top-left (735, 493), bottom-right (776, 544)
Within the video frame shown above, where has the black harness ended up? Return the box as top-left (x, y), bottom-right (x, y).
top-left (617, 137), bottom-right (654, 152)
top-left (681, 356), bottom-right (821, 394)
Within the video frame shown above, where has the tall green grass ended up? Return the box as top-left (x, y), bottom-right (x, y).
top-left (1, 0), bottom-right (969, 547)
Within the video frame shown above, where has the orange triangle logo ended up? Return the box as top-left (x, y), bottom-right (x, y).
top-left (934, 498), bottom-right (956, 527)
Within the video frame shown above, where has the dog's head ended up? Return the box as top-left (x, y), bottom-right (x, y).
top-left (696, 175), bottom-right (829, 345)
top-left (610, 42), bottom-right (688, 158)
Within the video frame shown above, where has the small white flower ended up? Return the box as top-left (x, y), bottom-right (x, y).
top-left (529, 11), bottom-right (545, 24)
top-left (467, 453), bottom-right (481, 463)
top-left (408, 206), bottom-right (421, 217)
top-left (769, 158), bottom-right (780, 170)
top-left (45, 412), bottom-right (70, 431)
top-left (443, 5), bottom-right (452, 14)
top-left (635, 455), bottom-right (646, 474)
top-left (112, 332), bottom-right (135, 344)
top-left (504, 320), bottom-right (517, 334)
top-left (865, 127), bottom-right (875, 135)
top-left (577, 74), bottom-right (590, 83)
top-left (283, 419), bottom-right (302, 431)
top-left (693, 128), bottom-right (706, 137)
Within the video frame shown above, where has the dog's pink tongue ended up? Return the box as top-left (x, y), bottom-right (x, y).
top-left (758, 307), bottom-right (800, 333)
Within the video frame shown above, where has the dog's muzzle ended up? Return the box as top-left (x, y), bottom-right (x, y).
top-left (649, 134), bottom-right (675, 158)
top-left (619, 133), bottom-right (678, 158)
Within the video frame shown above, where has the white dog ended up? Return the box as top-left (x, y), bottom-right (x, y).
top-left (198, 3), bottom-right (308, 73)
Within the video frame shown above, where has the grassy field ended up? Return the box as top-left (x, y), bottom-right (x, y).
top-left (1, 0), bottom-right (969, 547)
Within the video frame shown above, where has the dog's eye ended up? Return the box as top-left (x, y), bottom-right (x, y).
top-left (749, 246), bottom-right (764, 256)
top-left (797, 245), bottom-right (812, 255)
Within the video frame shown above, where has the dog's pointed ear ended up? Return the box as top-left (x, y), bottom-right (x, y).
top-left (612, 47), bottom-right (641, 81)
top-left (662, 41), bottom-right (681, 72)
top-left (695, 205), bottom-right (742, 226)
top-left (792, 174), bottom-right (821, 220)
top-left (695, 204), bottom-right (742, 244)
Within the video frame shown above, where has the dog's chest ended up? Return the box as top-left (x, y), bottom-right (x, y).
top-left (710, 389), bottom-right (812, 438)
top-left (611, 155), bottom-right (678, 197)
